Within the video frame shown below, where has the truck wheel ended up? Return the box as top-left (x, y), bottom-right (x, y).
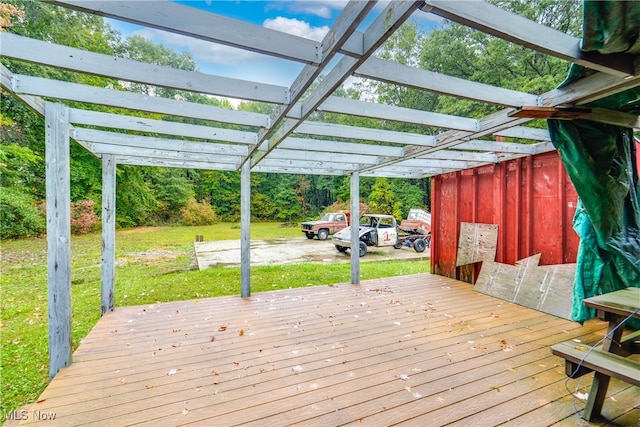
top-left (335, 245), bottom-right (348, 253)
top-left (394, 241), bottom-right (403, 249)
top-left (414, 238), bottom-right (426, 253)
top-left (359, 241), bottom-right (367, 257)
top-left (317, 229), bottom-right (329, 240)
top-left (305, 232), bottom-right (315, 239)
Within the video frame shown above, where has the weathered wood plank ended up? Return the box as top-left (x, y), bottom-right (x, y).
top-left (45, 102), bottom-right (72, 379)
top-left (21, 274), bottom-right (637, 426)
top-left (100, 155), bottom-right (115, 314)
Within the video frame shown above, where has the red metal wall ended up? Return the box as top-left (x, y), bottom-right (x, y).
top-left (430, 151), bottom-right (580, 283)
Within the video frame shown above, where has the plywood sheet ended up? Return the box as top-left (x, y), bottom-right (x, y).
top-left (456, 222), bottom-right (499, 266)
top-left (474, 254), bottom-right (576, 320)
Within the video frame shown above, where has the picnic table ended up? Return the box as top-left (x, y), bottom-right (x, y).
top-left (551, 287), bottom-right (640, 421)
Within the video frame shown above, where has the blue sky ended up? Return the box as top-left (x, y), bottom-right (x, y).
top-left (107, 1), bottom-right (441, 88)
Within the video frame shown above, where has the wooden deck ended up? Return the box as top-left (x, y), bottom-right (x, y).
top-left (19, 274), bottom-right (638, 426)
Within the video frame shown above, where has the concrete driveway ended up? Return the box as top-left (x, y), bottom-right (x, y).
top-left (194, 237), bottom-right (429, 269)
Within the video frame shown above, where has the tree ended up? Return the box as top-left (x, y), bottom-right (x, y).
top-left (367, 178), bottom-right (401, 219)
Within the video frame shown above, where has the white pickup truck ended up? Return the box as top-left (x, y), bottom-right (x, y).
top-left (332, 214), bottom-right (398, 257)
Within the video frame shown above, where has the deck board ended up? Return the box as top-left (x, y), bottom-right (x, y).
top-left (18, 274), bottom-right (638, 426)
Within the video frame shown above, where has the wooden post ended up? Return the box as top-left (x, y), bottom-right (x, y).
top-left (45, 102), bottom-right (72, 379)
top-left (101, 154), bottom-right (116, 315)
top-left (240, 160), bottom-right (251, 297)
top-left (350, 171), bottom-right (360, 284)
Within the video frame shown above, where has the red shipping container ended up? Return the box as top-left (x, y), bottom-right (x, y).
top-left (430, 151), bottom-right (580, 283)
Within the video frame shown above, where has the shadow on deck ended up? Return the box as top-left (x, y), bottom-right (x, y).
top-left (18, 274), bottom-right (638, 426)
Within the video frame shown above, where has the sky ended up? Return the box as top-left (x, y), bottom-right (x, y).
top-left (106, 1), bottom-right (442, 88)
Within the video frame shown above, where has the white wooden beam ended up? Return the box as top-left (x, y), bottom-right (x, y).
top-left (50, 0), bottom-right (321, 65)
top-left (420, 0), bottom-right (635, 77)
top-left (70, 111), bottom-right (257, 145)
top-left (357, 57), bottom-right (539, 107)
top-left (240, 160), bottom-right (251, 298)
top-left (12, 75), bottom-right (269, 128)
top-left (251, 166), bottom-right (345, 176)
top-left (270, 148), bottom-right (379, 165)
top-left (89, 143), bottom-right (242, 166)
top-left (101, 154), bottom-right (116, 315)
top-left (45, 102), bottom-right (72, 379)
top-left (319, 96), bottom-right (480, 132)
top-left (258, 158), bottom-right (359, 172)
top-left (454, 140), bottom-right (539, 154)
top-left (73, 128), bottom-right (249, 156)
top-left (280, 137), bottom-right (403, 157)
top-left (494, 126), bottom-right (550, 141)
top-left (419, 150), bottom-right (499, 163)
top-left (362, 168), bottom-right (441, 178)
top-left (1, 33), bottom-right (289, 104)
top-left (1, 64), bottom-right (45, 115)
top-left (294, 121), bottom-right (434, 146)
top-left (395, 158), bottom-right (469, 169)
top-left (112, 156), bottom-right (239, 171)
top-left (350, 171), bottom-right (360, 284)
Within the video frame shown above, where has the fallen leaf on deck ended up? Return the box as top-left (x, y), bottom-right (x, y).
top-left (210, 336), bottom-right (215, 342)
top-left (118, 378), bottom-right (127, 384)
top-left (499, 339), bottom-right (514, 351)
top-left (399, 374), bottom-right (409, 381)
top-left (36, 398), bottom-right (46, 404)
top-left (436, 397), bottom-right (445, 403)
top-left (167, 369), bottom-right (177, 375)
top-left (182, 408), bottom-right (189, 416)
top-left (145, 385), bottom-right (154, 389)
top-left (218, 325), bottom-right (228, 331)
top-left (413, 392), bottom-right (423, 398)
top-left (292, 365), bottom-right (303, 373)
top-left (239, 329), bottom-right (245, 336)
top-left (489, 386), bottom-right (500, 392)
top-left (574, 345), bottom-right (589, 351)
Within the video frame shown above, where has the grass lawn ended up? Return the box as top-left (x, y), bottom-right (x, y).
top-left (0, 223), bottom-right (429, 418)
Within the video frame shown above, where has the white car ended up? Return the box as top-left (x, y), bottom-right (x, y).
top-left (333, 214), bottom-right (398, 257)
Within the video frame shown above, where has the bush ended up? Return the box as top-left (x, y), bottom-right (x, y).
top-left (70, 199), bottom-right (100, 234)
top-left (0, 189), bottom-right (46, 240)
top-left (180, 198), bottom-right (216, 226)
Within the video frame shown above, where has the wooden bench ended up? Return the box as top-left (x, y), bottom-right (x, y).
top-left (551, 340), bottom-right (640, 386)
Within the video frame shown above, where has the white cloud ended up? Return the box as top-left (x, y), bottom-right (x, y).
top-left (263, 16), bottom-right (329, 41)
top-left (132, 28), bottom-right (260, 65)
top-left (266, 1), bottom-right (347, 19)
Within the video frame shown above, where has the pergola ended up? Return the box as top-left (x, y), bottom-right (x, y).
top-left (2, 0), bottom-right (638, 378)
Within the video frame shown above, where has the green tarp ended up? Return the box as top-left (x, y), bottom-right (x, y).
top-left (547, 0), bottom-right (640, 325)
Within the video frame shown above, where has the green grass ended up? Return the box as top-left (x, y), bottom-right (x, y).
top-left (0, 223), bottom-right (428, 417)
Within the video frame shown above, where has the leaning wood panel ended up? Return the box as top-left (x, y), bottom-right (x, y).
top-left (432, 151), bottom-right (579, 283)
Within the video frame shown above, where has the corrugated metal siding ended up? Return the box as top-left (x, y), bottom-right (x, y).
top-left (430, 151), bottom-right (580, 283)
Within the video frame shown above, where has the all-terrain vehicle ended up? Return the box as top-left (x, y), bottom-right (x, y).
top-left (333, 214), bottom-right (398, 257)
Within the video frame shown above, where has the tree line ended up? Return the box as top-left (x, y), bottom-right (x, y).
top-left (0, 0), bottom-right (579, 239)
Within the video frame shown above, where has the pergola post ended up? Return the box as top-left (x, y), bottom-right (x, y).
top-left (350, 171), bottom-right (360, 284)
top-left (240, 160), bottom-right (251, 297)
top-left (101, 154), bottom-right (116, 314)
top-left (45, 102), bottom-right (72, 379)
